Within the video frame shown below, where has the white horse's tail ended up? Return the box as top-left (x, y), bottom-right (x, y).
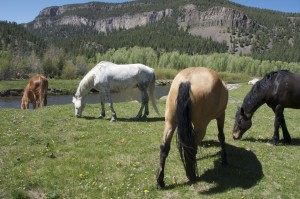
top-left (149, 73), bottom-right (160, 116)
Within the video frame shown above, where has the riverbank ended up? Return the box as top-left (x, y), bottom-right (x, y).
top-left (0, 80), bottom-right (173, 97)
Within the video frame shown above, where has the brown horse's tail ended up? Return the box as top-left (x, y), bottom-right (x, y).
top-left (176, 81), bottom-right (197, 182)
top-left (39, 76), bottom-right (48, 107)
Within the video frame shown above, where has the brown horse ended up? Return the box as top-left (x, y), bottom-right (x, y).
top-left (156, 67), bottom-right (228, 189)
top-left (21, 75), bottom-right (48, 109)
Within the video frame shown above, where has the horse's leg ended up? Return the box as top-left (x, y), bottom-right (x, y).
top-left (134, 102), bottom-right (144, 120)
top-left (279, 109), bottom-right (291, 143)
top-left (104, 88), bottom-right (116, 122)
top-left (136, 88), bottom-right (149, 119)
top-left (32, 101), bottom-right (36, 109)
top-left (36, 97), bottom-right (40, 108)
top-left (39, 90), bottom-right (44, 107)
top-left (30, 92), bottom-right (37, 109)
top-left (156, 123), bottom-right (176, 189)
top-left (134, 87), bottom-right (147, 120)
top-left (142, 89), bottom-right (149, 118)
top-left (44, 93), bottom-right (47, 106)
top-left (217, 112), bottom-right (227, 165)
top-left (270, 104), bottom-right (284, 145)
top-left (98, 92), bottom-right (106, 119)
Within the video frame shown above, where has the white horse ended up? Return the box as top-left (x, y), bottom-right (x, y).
top-left (72, 61), bottom-right (160, 121)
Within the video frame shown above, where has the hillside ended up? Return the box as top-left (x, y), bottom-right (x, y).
top-left (22, 0), bottom-right (300, 62)
top-left (0, 21), bottom-right (46, 57)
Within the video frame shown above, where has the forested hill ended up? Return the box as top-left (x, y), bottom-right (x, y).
top-left (0, 21), bottom-right (46, 57)
top-left (2, 0), bottom-right (300, 63)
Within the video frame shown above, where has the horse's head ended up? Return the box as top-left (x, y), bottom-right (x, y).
top-left (72, 94), bottom-right (85, 118)
top-left (21, 101), bottom-right (27, 109)
top-left (21, 96), bottom-right (29, 109)
top-left (233, 106), bottom-right (252, 140)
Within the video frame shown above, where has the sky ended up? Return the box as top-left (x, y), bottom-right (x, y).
top-left (1, 0), bottom-right (300, 24)
top-left (230, 0), bottom-right (300, 13)
top-left (0, 0), bottom-right (130, 24)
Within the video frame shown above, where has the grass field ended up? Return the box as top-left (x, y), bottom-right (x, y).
top-left (1, 84), bottom-right (300, 198)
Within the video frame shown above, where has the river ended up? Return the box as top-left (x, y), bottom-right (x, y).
top-left (0, 85), bottom-right (170, 109)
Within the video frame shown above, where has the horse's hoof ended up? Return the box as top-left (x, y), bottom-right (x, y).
top-left (133, 115), bottom-right (141, 121)
top-left (156, 181), bottom-right (165, 190)
top-left (98, 115), bottom-right (104, 119)
top-left (267, 139), bottom-right (278, 146)
top-left (283, 137), bottom-right (291, 144)
top-left (187, 174), bottom-right (197, 184)
top-left (110, 118), bottom-right (116, 122)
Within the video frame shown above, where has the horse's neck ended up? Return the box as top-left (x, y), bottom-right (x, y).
top-left (76, 75), bottom-right (94, 97)
top-left (22, 86), bottom-right (30, 100)
top-left (242, 88), bottom-right (266, 118)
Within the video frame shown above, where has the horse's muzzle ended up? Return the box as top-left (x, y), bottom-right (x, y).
top-left (232, 131), bottom-right (242, 140)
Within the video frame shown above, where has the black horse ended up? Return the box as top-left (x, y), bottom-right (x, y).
top-left (233, 70), bottom-right (300, 145)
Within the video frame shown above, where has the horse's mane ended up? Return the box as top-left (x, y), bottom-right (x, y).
top-left (76, 65), bottom-right (100, 97)
top-left (242, 70), bottom-right (291, 113)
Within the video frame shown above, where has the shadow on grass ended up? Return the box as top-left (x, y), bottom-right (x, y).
top-left (198, 140), bottom-right (263, 195)
top-left (116, 117), bottom-right (165, 122)
top-left (79, 116), bottom-right (165, 122)
top-left (163, 140), bottom-right (264, 194)
top-left (239, 137), bottom-right (300, 146)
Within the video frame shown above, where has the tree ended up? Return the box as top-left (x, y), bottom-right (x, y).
top-left (62, 60), bottom-right (76, 79)
top-left (75, 55), bottom-right (88, 77)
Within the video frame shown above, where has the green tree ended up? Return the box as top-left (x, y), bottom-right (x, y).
top-left (62, 60), bottom-right (76, 79)
top-left (75, 55), bottom-right (88, 77)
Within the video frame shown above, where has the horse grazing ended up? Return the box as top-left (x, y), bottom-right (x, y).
top-left (72, 61), bottom-right (160, 121)
top-left (233, 70), bottom-right (300, 145)
top-left (156, 67), bottom-right (228, 189)
top-left (21, 75), bottom-right (48, 109)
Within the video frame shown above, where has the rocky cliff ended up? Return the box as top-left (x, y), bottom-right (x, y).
top-left (31, 2), bottom-right (256, 35)
top-left (28, 1), bottom-right (264, 55)
top-left (178, 4), bottom-right (259, 54)
top-left (178, 5), bottom-right (256, 30)
top-left (33, 3), bottom-right (173, 33)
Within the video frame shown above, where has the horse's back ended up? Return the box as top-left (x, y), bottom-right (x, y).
top-left (270, 71), bottom-right (300, 108)
top-left (94, 62), bottom-right (154, 89)
top-left (29, 75), bottom-right (48, 88)
top-left (165, 67), bottom-right (228, 129)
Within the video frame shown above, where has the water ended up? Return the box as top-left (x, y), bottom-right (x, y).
top-left (0, 85), bottom-right (170, 109)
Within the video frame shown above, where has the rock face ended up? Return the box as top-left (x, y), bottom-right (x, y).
top-left (94, 9), bottom-right (173, 33)
top-left (177, 4), bottom-right (259, 55)
top-left (33, 3), bottom-right (173, 33)
top-left (32, 3), bottom-right (257, 37)
top-left (32, 2), bottom-right (256, 35)
top-left (178, 5), bottom-right (256, 30)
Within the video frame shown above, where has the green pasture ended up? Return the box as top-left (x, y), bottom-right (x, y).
top-left (1, 84), bottom-right (300, 198)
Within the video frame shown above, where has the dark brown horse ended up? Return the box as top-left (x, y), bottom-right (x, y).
top-left (233, 70), bottom-right (300, 145)
top-left (156, 67), bottom-right (228, 189)
top-left (21, 75), bottom-right (48, 109)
